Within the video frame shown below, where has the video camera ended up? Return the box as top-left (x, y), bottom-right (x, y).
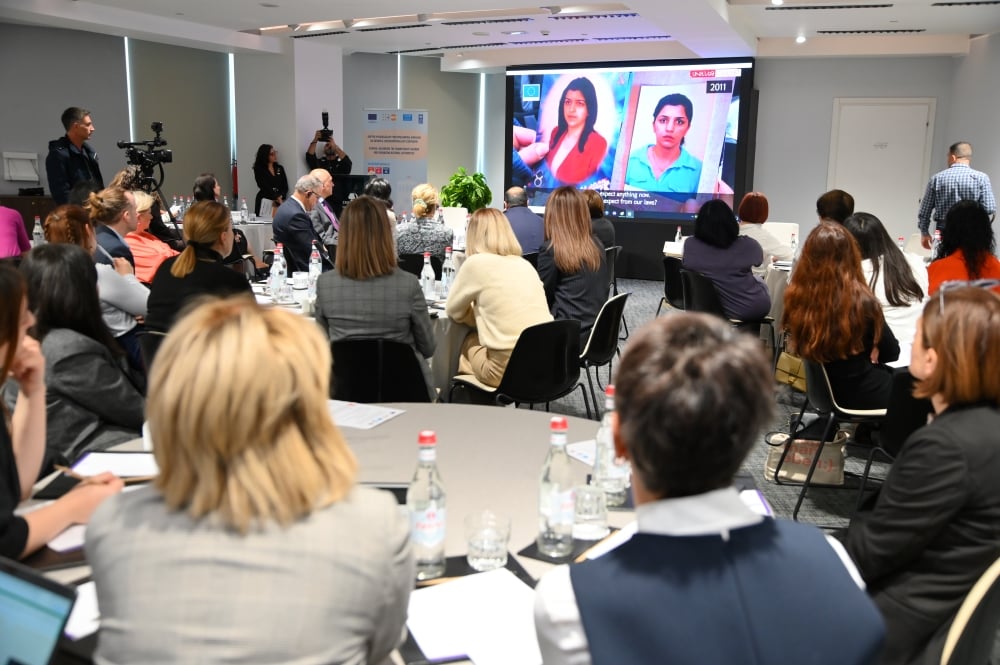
top-left (319, 110), bottom-right (333, 142)
top-left (117, 121), bottom-right (173, 171)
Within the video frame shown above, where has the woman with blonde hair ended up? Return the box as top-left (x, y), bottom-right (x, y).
top-left (85, 186), bottom-right (138, 267)
top-left (315, 196), bottom-right (435, 396)
top-left (537, 186), bottom-right (608, 344)
top-left (396, 183), bottom-right (453, 261)
top-left (44, 204), bottom-right (149, 376)
top-left (86, 297), bottom-right (413, 663)
top-left (446, 208), bottom-right (552, 387)
top-left (124, 191), bottom-right (180, 283)
top-left (0, 263), bottom-right (123, 560)
top-left (145, 201), bottom-right (251, 332)
top-left (847, 286), bottom-right (1000, 665)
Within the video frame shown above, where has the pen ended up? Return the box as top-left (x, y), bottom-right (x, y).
top-left (54, 465), bottom-right (156, 486)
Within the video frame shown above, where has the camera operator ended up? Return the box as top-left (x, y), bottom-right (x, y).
top-left (306, 129), bottom-right (352, 177)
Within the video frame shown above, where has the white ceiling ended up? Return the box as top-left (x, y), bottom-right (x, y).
top-left (1, 0), bottom-right (997, 69)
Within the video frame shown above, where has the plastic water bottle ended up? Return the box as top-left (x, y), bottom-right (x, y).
top-left (538, 416), bottom-right (575, 558)
top-left (407, 430), bottom-right (446, 581)
top-left (172, 194), bottom-right (178, 209)
top-left (592, 385), bottom-right (629, 507)
top-left (308, 241), bottom-right (322, 299)
top-left (897, 236), bottom-right (906, 251)
top-left (32, 216), bottom-right (44, 246)
top-left (270, 243), bottom-right (287, 300)
top-left (932, 229), bottom-right (942, 260)
top-left (790, 233), bottom-right (798, 257)
top-left (240, 198), bottom-right (249, 224)
top-left (675, 225), bottom-right (682, 243)
top-left (420, 251), bottom-right (436, 300)
top-left (439, 247), bottom-right (455, 298)
top-left (222, 195), bottom-right (230, 210)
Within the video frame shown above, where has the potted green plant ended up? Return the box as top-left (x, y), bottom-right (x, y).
top-left (440, 167), bottom-right (492, 212)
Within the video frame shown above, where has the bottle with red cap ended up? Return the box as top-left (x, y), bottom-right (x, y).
top-left (406, 430), bottom-right (447, 580)
top-left (538, 416), bottom-right (575, 557)
top-left (592, 385), bottom-right (628, 507)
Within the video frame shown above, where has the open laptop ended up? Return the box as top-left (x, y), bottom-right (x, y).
top-left (0, 556), bottom-right (77, 665)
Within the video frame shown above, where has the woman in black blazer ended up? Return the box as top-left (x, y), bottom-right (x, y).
top-left (252, 143), bottom-right (288, 216)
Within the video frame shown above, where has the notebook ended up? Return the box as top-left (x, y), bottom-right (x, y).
top-left (0, 555), bottom-right (77, 665)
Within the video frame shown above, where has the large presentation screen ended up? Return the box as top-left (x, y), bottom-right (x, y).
top-left (506, 58), bottom-right (754, 221)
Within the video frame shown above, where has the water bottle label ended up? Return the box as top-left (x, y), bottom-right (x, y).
top-left (540, 489), bottom-right (575, 526)
top-left (410, 506), bottom-right (446, 547)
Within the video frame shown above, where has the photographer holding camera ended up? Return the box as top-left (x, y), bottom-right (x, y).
top-left (306, 112), bottom-right (352, 178)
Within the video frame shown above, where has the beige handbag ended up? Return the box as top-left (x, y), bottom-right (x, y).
top-left (764, 431), bottom-right (848, 486)
top-left (774, 351), bottom-right (807, 393)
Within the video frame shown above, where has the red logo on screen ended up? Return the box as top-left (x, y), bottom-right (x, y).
top-left (690, 69), bottom-right (716, 78)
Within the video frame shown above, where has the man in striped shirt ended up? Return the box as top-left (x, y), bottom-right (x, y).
top-left (918, 141), bottom-right (996, 249)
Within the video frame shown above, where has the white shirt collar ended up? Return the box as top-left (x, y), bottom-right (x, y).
top-left (636, 486), bottom-right (763, 540)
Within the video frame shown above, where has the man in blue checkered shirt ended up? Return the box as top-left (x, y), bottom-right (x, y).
top-left (918, 141), bottom-right (996, 249)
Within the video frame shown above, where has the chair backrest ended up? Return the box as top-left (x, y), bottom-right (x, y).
top-left (679, 268), bottom-right (728, 318)
top-left (138, 330), bottom-right (168, 370)
top-left (804, 359), bottom-right (887, 418)
top-left (762, 221), bottom-right (799, 247)
top-left (331, 339), bottom-right (430, 403)
top-left (398, 253), bottom-right (442, 280)
top-left (495, 320), bottom-right (581, 404)
top-left (522, 251), bottom-right (539, 269)
top-left (940, 556), bottom-right (1000, 665)
top-left (581, 292), bottom-right (630, 362)
top-left (605, 245), bottom-right (621, 289)
top-left (662, 256), bottom-right (684, 309)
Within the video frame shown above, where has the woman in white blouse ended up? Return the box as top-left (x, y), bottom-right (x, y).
top-left (737, 192), bottom-right (793, 276)
top-left (844, 212), bottom-right (927, 349)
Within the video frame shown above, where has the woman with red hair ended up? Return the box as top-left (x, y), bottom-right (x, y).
top-left (783, 222), bottom-right (899, 410)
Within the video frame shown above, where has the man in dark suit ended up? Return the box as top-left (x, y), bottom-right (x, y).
top-left (95, 189), bottom-right (137, 268)
top-left (308, 169), bottom-right (339, 262)
top-left (503, 186), bottom-right (544, 255)
top-left (45, 107), bottom-right (105, 205)
top-left (272, 174), bottom-right (332, 273)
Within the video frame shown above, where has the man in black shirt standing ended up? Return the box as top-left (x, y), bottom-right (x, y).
top-left (45, 107), bottom-right (104, 205)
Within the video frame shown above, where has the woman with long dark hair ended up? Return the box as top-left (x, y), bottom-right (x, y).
top-left (844, 212), bottom-right (927, 346)
top-left (927, 200), bottom-right (1000, 295)
top-left (0, 262), bottom-right (123, 559)
top-left (783, 222), bottom-right (899, 409)
top-left (4, 244), bottom-right (145, 464)
top-left (252, 143), bottom-right (288, 216)
top-left (545, 77), bottom-right (608, 186)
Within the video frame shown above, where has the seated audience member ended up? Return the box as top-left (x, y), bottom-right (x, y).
top-left (145, 202), bottom-right (252, 332)
top-left (784, 223), bottom-right (899, 410)
top-left (44, 205), bottom-right (148, 379)
top-left (582, 189), bottom-right (615, 250)
top-left (682, 199), bottom-right (771, 321)
top-left (535, 313), bottom-right (885, 665)
top-left (844, 212), bottom-right (927, 347)
top-left (107, 167), bottom-right (182, 250)
top-left (87, 187), bottom-right (137, 268)
top-left (446, 208), bottom-right (552, 388)
top-left (503, 186), bottom-right (544, 255)
top-left (846, 286), bottom-right (1000, 665)
top-left (817, 188), bottom-right (855, 224)
top-left (4, 244), bottom-right (144, 465)
top-left (0, 264), bottom-right (123, 560)
top-left (927, 200), bottom-right (1000, 295)
top-left (537, 186), bottom-right (608, 345)
top-left (0, 205), bottom-right (30, 259)
top-left (192, 172), bottom-right (220, 203)
top-left (397, 183), bottom-right (453, 262)
top-left (272, 174), bottom-right (332, 273)
top-left (191, 172), bottom-right (264, 273)
top-left (125, 191), bottom-right (180, 283)
top-left (736, 191), bottom-right (793, 275)
top-left (364, 177), bottom-right (396, 225)
top-left (86, 297), bottom-right (413, 664)
top-left (309, 168), bottom-right (339, 259)
top-left (315, 196), bottom-right (435, 397)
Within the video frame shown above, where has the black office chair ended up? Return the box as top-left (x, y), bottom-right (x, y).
top-left (773, 359), bottom-right (891, 523)
top-left (331, 339), bottom-right (431, 403)
top-left (656, 256), bottom-right (685, 315)
top-left (137, 330), bottom-right (168, 371)
top-left (398, 253), bottom-right (442, 280)
top-left (522, 252), bottom-right (539, 269)
top-left (939, 556), bottom-right (1000, 665)
top-left (579, 293), bottom-right (630, 415)
top-left (449, 319), bottom-right (591, 418)
top-left (604, 245), bottom-right (628, 339)
top-left (679, 268), bottom-right (776, 353)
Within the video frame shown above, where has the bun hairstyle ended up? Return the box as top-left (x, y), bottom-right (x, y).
top-left (44, 205), bottom-right (93, 249)
top-left (411, 183), bottom-right (439, 219)
top-left (85, 187), bottom-right (131, 226)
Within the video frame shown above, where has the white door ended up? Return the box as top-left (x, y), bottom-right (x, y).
top-left (828, 98), bottom-right (935, 242)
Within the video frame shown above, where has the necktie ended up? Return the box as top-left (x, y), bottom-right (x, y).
top-left (322, 201), bottom-right (340, 231)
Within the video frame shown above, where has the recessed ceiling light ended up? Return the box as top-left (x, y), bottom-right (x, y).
top-left (502, 30), bottom-right (527, 35)
top-left (771, 0), bottom-right (784, 5)
top-left (795, 34), bottom-right (807, 43)
top-left (473, 31), bottom-right (489, 36)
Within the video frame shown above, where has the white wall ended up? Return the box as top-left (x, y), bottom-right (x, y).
top-left (0, 24), bottom-right (129, 196)
top-left (342, 52), bottom-right (398, 172)
top-left (752, 56), bottom-right (957, 240)
top-left (291, 39), bottom-right (345, 182)
top-left (947, 33), bottom-right (1000, 188)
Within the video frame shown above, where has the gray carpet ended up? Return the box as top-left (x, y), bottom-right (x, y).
top-left (532, 277), bottom-right (892, 527)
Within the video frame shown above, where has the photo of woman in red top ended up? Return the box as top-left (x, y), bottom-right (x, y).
top-left (545, 77), bottom-right (608, 186)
